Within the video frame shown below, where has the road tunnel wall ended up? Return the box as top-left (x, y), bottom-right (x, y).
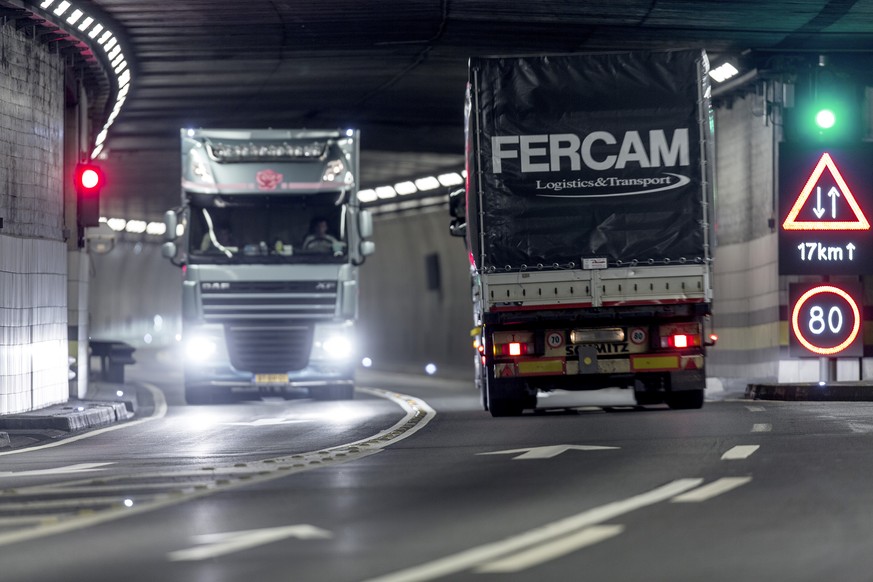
top-left (0, 24), bottom-right (68, 413)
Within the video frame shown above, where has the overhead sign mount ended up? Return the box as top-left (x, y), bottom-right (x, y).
top-left (782, 152), bottom-right (870, 231)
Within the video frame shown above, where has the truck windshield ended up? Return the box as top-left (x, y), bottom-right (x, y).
top-left (186, 192), bottom-right (348, 264)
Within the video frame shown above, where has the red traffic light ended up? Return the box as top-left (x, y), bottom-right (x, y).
top-left (75, 163), bottom-right (104, 193)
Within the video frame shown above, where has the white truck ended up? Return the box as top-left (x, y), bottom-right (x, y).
top-left (451, 50), bottom-right (717, 416)
top-left (162, 129), bottom-right (374, 404)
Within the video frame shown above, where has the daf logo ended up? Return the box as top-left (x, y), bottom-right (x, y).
top-left (202, 282), bottom-right (231, 291)
top-left (315, 282), bottom-right (336, 291)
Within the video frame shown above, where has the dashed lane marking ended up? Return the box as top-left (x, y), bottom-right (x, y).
top-left (752, 423), bottom-right (772, 433)
top-left (671, 477), bottom-right (752, 503)
top-left (721, 445), bottom-right (760, 460)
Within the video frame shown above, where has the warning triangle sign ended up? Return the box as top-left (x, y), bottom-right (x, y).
top-left (783, 153), bottom-right (871, 231)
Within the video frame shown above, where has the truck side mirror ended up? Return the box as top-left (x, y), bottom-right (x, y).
top-left (163, 210), bottom-right (178, 242)
top-left (360, 240), bottom-right (375, 257)
top-left (359, 209), bottom-right (374, 239)
top-left (161, 241), bottom-right (177, 260)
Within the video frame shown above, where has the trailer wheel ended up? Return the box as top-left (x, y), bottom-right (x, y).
top-left (309, 384), bottom-right (355, 401)
top-left (666, 389), bottom-right (704, 410)
top-left (486, 374), bottom-right (534, 417)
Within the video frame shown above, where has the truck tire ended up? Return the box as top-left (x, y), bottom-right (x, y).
top-left (486, 374), bottom-right (534, 417)
top-left (309, 384), bottom-right (355, 401)
top-left (666, 389), bottom-right (704, 410)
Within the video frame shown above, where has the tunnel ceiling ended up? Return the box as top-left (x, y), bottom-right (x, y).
top-left (81, 0), bottom-right (873, 218)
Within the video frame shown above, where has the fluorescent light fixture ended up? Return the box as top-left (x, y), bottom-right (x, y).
top-left (88, 23), bottom-right (104, 38)
top-left (118, 69), bottom-right (131, 87)
top-left (107, 218), bottom-right (126, 232)
top-left (375, 186), bottom-right (396, 199)
top-left (125, 220), bottom-right (147, 234)
top-left (438, 172), bottom-right (464, 187)
top-left (78, 16), bottom-right (94, 31)
top-left (90, 144), bottom-right (104, 159)
top-left (104, 38), bottom-right (118, 52)
top-left (40, 0), bottom-right (55, 8)
top-left (146, 222), bottom-right (167, 236)
top-left (114, 61), bottom-right (127, 74)
top-left (111, 54), bottom-right (125, 68)
top-left (394, 181), bottom-right (417, 195)
top-left (176, 224), bottom-right (185, 237)
top-left (95, 128), bottom-right (108, 146)
top-left (97, 31), bottom-right (112, 45)
top-left (67, 9), bottom-right (83, 25)
top-left (53, 1), bottom-right (70, 16)
top-left (357, 189), bottom-right (377, 203)
top-left (709, 62), bottom-right (739, 83)
top-left (415, 176), bottom-right (440, 190)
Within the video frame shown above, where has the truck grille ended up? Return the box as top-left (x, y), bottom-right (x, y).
top-left (226, 322), bottom-right (313, 373)
top-left (201, 281), bottom-right (337, 323)
top-left (199, 281), bottom-right (338, 373)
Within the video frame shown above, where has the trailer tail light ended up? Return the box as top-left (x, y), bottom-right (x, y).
top-left (659, 323), bottom-right (702, 349)
top-left (495, 342), bottom-right (530, 357)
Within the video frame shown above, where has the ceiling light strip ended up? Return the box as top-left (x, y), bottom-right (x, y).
top-left (31, 0), bottom-right (133, 158)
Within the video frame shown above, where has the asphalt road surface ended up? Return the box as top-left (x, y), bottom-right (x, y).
top-left (2, 350), bottom-right (873, 582)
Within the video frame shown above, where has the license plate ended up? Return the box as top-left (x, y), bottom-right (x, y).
top-left (254, 374), bottom-right (288, 384)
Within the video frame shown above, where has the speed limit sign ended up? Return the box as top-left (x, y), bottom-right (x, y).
top-left (789, 283), bottom-right (863, 357)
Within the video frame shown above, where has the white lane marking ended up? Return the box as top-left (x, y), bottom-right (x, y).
top-left (671, 477), bottom-right (752, 503)
top-left (362, 479), bottom-right (703, 582)
top-left (474, 525), bottom-right (624, 573)
top-left (752, 423), bottom-right (772, 433)
top-left (0, 462), bottom-right (112, 478)
top-left (0, 387), bottom-right (434, 549)
top-left (0, 383), bottom-right (168, 457)
top-left (225, 418), bottom-right (313, 426)
top-left (745, 406), bottom-right (766, 412)
top-left (721, 445), bottom-right (760, 460)
top-left (168, 524), bottom-right (332, 562)
top-left (478, 445), bottom-right (619, 460)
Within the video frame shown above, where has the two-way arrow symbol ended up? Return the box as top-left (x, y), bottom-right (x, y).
top-left (478, 445), bottom-right (619, 460)
top-left (813, 186), bottom-right (841, 219)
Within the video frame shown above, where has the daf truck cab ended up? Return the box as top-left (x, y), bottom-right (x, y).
top-left (162, 128), bottom-right (374, 404)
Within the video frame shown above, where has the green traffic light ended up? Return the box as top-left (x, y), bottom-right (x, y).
top-left (815, 108), bottom-right (836, 130)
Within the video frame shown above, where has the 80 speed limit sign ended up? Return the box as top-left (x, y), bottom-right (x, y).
top-left (789, 283), bottom-right (863, 357)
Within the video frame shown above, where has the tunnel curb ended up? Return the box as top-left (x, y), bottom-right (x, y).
top-left (746, 382), bottom-right (873, 401)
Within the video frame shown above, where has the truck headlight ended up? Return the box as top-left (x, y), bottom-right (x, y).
top-left (186, 336), bottom-right (217, 361)
top-left (321, 336), bottom-right (353, 359)
top-left (312, 323), bottom-right (355, 361)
